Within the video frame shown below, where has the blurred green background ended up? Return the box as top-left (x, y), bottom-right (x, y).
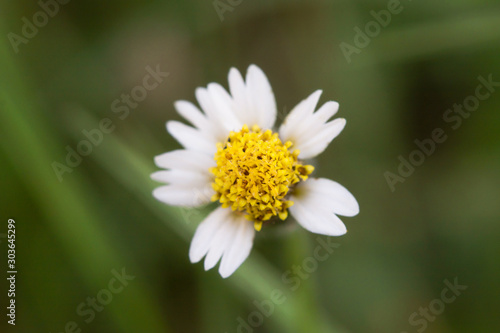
top-left (1, 0), bottom-right (500, 332)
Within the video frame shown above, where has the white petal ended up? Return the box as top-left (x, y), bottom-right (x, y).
top-left (188, 207), bottom-right (254, 277)
top-left (228, 67), bottom-right (246, 103)
top-left (207, 83), bottom-right (243, 133)
top-left (189, 207), bottom-right (230, 263)
top-left (228, 67), bottom-right (254, 125)
top-left (154, 149), bottom-right (215, 172)
top-left (295, 178), bottom-right (359, 217)
top-left (295, 118), bottom-right (346, 159)
top-left (279, 91), bottom-right (346, 159)
top-left (195, 87), bottom-right (233, 143)
top-left (174, 101), bottom-right (217, 142)
top-left (195, 87), bottom-right (218, 121)
top-left (292, 101), bottom-right (339, 143)
top-left (279, 90), bottom-right (322, 142)
top-left (152, 149), bottom-right (215, 207)
top-left (150, 170), bottom-right (210, 187)
top-left (290, 178), bottom-right (359, 236)
top-left (219, 215), bottom-right (255, 278)
top-left (174, 100), bottom-right (210, 131)
top-left (289, 198), bottom-right (347, 236)
top-left (313, 101), bottom-right (339, 123)
top-left (167, 121), bottom-right (216, 154)
top-left (204, 213), bottom-right (239, 271)
top-left (244, 65), bottom-right (277, 130)
top-left (152, 184), bottom-right (214, 207)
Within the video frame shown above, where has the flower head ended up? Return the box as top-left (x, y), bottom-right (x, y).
top-left (152, 65), bottom-right (359, 278)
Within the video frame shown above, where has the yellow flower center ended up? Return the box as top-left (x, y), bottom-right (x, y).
top-left (210, 125), bottom-right (314, 231)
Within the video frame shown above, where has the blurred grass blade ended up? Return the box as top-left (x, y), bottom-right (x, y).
top-left (0, 37), bottom-right (171, 333)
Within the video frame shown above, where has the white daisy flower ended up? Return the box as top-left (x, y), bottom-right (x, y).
top-left (151, 65), bottom-right (359, 278)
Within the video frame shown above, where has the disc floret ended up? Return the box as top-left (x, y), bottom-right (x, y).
top-left (210, 125), bottom-right (314, 231)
